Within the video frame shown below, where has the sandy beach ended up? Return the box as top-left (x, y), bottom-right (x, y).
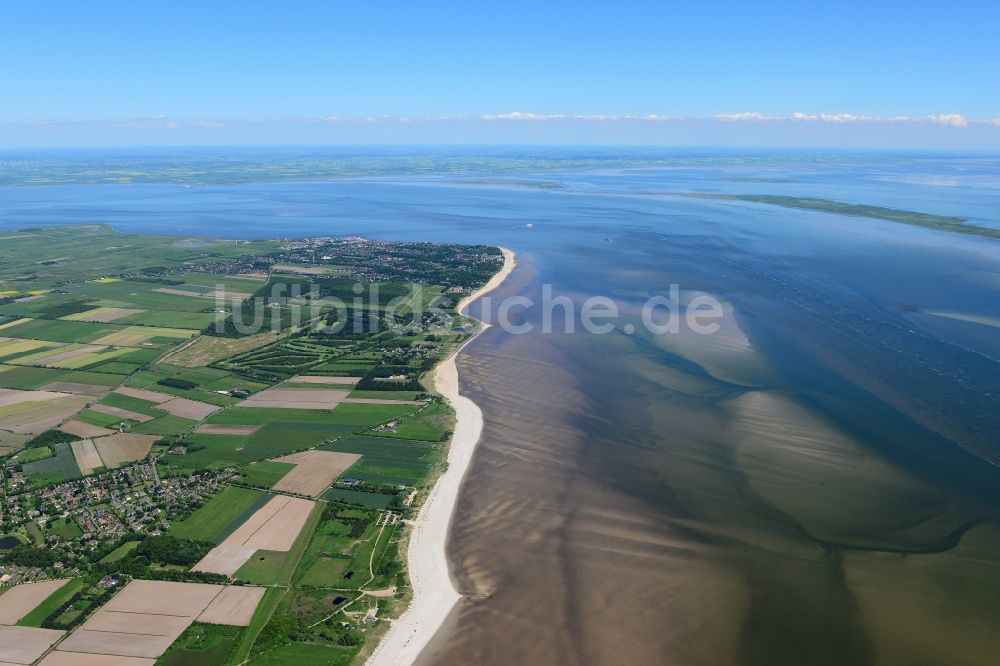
top-left (366, 247), bottom-right (516, 666)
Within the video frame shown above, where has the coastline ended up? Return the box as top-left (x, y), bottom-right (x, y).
top-left (366, 246), bottom-right (516, 666)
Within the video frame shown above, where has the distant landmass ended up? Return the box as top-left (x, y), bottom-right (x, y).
top-left (688, 193), bottom-right (1000, 240)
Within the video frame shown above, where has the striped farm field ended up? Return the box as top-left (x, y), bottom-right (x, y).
top-left (91, 433), bottom-right (159, 468)
top-left (92, 326), bottom-right (197, 347)
top-left (60, 306), bottom-right (145, 323)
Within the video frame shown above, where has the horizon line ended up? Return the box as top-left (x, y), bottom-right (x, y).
top-left (4, 143), bottom-right (1000, 154)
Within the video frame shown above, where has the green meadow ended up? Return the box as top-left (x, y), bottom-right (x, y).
top-left (168, 486), bottom-right (269, 543)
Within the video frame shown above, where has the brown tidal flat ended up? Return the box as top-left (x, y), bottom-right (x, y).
top-left (418, 260), bottom-right (1000, 666)
top-left (419, 329), bottom-right (746, 665)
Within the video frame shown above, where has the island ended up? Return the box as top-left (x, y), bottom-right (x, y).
top-left (0, 225), bottom-right (512, 666)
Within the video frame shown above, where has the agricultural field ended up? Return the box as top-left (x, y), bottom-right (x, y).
top-left (0, 625), bottom-right (64, 664)
top-left (15, 578), bottom-right (87, 628)
top-left (159, 331), bottom-right (284, 368)
top-left (19, 441), bottom-right (82, 487)
top-left (240, 460), bottom-right (296, 489)
top-left (0, 227), bottom-right (503, 664)
top-left (319, 435), bottom-right (442, 487)
top-left (0, 578), bottom-right (72, 624)
top-left (0, 389), bottom-right (90, 435)
top-left (169, 486), bottom-right (270, 543)
top-left (0, 364), bottom-right (123, 390)
top-left (270, 450), bottom-right (361, 496)
top-left (158, 622), bottom-right (246, 666)
top-left (193, 496), bottom-right (317, 576)
top-left (366, 399), bottom-right (453, 441)
top-left (52, 580), bottom-right (265, 661)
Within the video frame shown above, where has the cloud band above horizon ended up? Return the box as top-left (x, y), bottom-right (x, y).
top-left (4, 111), bottom-right (1000, 149)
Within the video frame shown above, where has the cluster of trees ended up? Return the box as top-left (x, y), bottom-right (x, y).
top-left (36, 299), bottom-right (94, 319)
top-left (206, 276), bottom-right (308, 338)
top-left (319, 308), bottom-right (390, 339)
top-left (92, 535), bottom-right (222, 584)
top-left (41, 583), bottom-right (115, 631)
top-left (157, 377), bottom-right (197, 390)
top-left (2, 543), bottom-right (59, 567)
top-left (254, 607), bottom-right (364, 656)
top-left (355, 364), bottom-right (421, 392)
top-left (134, 535), bottom-right (214, 566)
top-left (320, 506), bottom-right (372, 538)
top-left (25, 429), bottom-right (81, 448)
top-left (317, 278), bottom-right (412, 306)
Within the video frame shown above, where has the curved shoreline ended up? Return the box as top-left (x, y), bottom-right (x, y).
top-left (366, 247), bottom-right (517, 666)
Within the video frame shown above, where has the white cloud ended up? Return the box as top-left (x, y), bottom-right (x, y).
top-left (117, 116), bottom-right (178, 129)
top-left (481, 112), bottom-right (567, 121)
top-left (709, 112), bottom-right (982, 127)
top-left (6, 112), bottom-right (1000, 132)
top-left (927, 113), bottom-right (968, 128)
top-left (714, 112), bottom-right (773, 122)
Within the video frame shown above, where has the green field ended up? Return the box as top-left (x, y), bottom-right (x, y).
top-left (0, 364), bottom-right (122, 390)
top-left (296, 554), bottom-right (351, 587)
top-left (120, 310), bottom-right (218, 329)
top-left (234, 550), bottom-right (293, 585)
top-left (244, 423), bottom-right (355, 451)
top-left (12, 445), bottom-right (54, 464)
top-left (0, 318), bottom-right (125, 344)
top-left (327, 403), bottom-right (420, 428)
top-left (124, 366), bottom-right (242, 405)
top-left (168, 486), bottom-right (269, 543)
top-left (75, 408), bottom-right (132, 428)
top-left (168, 434), bottom-right (255, 469)
top-left (347, 389), bottom-right (421, 401)
top-left (294, 505), bottom-right (382, 591)
top-left (206, 407), bottom-right (345, 425)
top-left (156, 622), bottom-right (244, 666)
top-left (15, 578), bottom-right (85, 627)
top-left (182, 272), bottom-right (270, 292)
top-left (170, 428), bottom-right (330, 469)
top-left (306, 360), bottom-right (376, 376)
top-left (46, 517), bottom-right (83, 538)
top-left (321, 488), bottom-right (397, 508)
top-left (22, 442), bottom-right (82, 485)
top-left (84, 361), bottom-right (143, 375)
top-left (230, 588), bottom-right (288, 665)
top-left (98, 391), bottom-right (163, 417)
top-left (99, 540), bottom-right (140, 563)
top-left (240, 461), bottom-right (296, 488)
top-left (319, 435), bottom-right (441, 486)
top-left (367, 400), bottom-right (452, 441)
top-left (130, 414), bottom-right (198, 435)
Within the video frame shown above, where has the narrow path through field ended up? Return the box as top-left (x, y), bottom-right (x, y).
top-left (304, 512), bottom-right (394, 630)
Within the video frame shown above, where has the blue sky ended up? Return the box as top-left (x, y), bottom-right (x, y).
top-left (3, 1), bottom-right (999, 147)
